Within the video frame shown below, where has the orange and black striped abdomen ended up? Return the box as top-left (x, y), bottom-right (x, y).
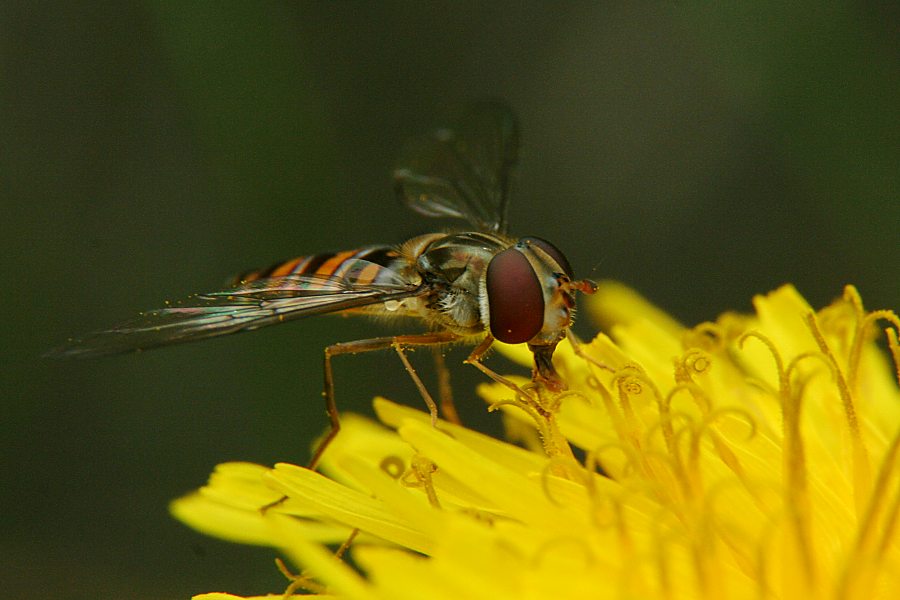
top-left (234, 246), bottom-right (404, 287)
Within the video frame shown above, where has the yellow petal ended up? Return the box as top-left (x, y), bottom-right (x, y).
top-left (266, 462), bottom-right (431, 554)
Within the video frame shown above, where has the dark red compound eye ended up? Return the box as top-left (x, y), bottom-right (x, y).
top-left (521, 236), bottom-right (573, 278)
top-left (486, 248), bottom-right (545, 344)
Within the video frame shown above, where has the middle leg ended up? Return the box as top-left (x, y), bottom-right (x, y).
top-left (310, 330), bottom-right (460, 469)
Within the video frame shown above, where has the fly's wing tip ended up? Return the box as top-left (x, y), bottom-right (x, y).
top-left (43, 340), bottom-right (82, 360)
top-left (43, 336), bottom-right (142, 360)
top-left (43, 343), bottom-right (96, 360)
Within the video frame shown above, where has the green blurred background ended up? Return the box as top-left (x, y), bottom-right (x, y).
top-left (2, 2), bottom-right (897, 598)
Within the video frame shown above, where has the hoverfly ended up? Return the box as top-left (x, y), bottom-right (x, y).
top-left (50, 102), bottom-right (597, 467)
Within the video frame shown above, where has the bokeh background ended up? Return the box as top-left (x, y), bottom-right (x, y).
top-left (2, 3), bottom-right (897, 598)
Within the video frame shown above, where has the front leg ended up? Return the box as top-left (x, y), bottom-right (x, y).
top-left (463, 334), bottom-right (535, 398)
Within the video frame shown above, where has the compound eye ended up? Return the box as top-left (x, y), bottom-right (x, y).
top-left (486, 248), bottom-right (544, 344)
top-left (521, 236), bottom-right (573, 278)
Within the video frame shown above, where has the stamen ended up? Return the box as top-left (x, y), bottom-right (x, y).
top-left (739, 330), bottom-right (816, 588)
top-left (738, 331), bottom-right (788, 393)
top-left (805, 312), bottom-right (871, 513)
top-left (848, 309), bottom-right (900, 393)
top-left (540, 455), bottom-right (587, 506)
top-left (276, 556), bottom-right (327, 596)
top-left (843, 285), bottom-right (866, 323)
top-left (837, 426), bottom-right (900, 597)
top-left (698, 407), bottom-right (765, 512)
top-left (665, 381), bottom-right (712, 416)
top-left (888, 328), bottom-right (900, 385)
top-left (587, 442), bottom-right (641, 481)
top-left (379, 455), bottom-right (406, 480)
top-left (585, 373), bottom-right (632, 446)
top-left (401, 456), bottom-right (441, 509)
top-left (487, 398), bottom-right (549, 442)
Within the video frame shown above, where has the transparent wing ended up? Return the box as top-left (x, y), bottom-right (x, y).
top-left (47, 268), bottom-right (422, 358)
top-left (393, 101), bottom-right (519, 233)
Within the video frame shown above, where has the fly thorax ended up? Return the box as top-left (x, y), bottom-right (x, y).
top-left (437, 288), bottom-right (481, 330)
top-left (417, 232), bottom-right (510, 333)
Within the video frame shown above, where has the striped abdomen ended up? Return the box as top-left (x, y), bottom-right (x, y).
top-left (235, 245), bottom-right (408, 288)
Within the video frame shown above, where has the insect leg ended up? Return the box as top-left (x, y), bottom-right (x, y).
top-left (391, 343), bottom-right (439, 425)
top-left (466, 335), bottom-right (578, 465)
top-left (463, 334), bottom-right (535, 398)
top-left (431, 347), bottom-right (461, 425)
top-left (389, 333), bottom-right (463, 427)
top-left (565, 329), bottom-right (615, 374)
top-left (276, 527), bottom-right (359, 596)
top-left (310, 331), bottom-right (460, 469)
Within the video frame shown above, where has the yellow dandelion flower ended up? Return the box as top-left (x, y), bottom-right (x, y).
top-left (171, 283), bottom-right (900, 599)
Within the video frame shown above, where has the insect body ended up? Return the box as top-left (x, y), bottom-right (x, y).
top-left (50, 103), bottom-right (596, 466)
